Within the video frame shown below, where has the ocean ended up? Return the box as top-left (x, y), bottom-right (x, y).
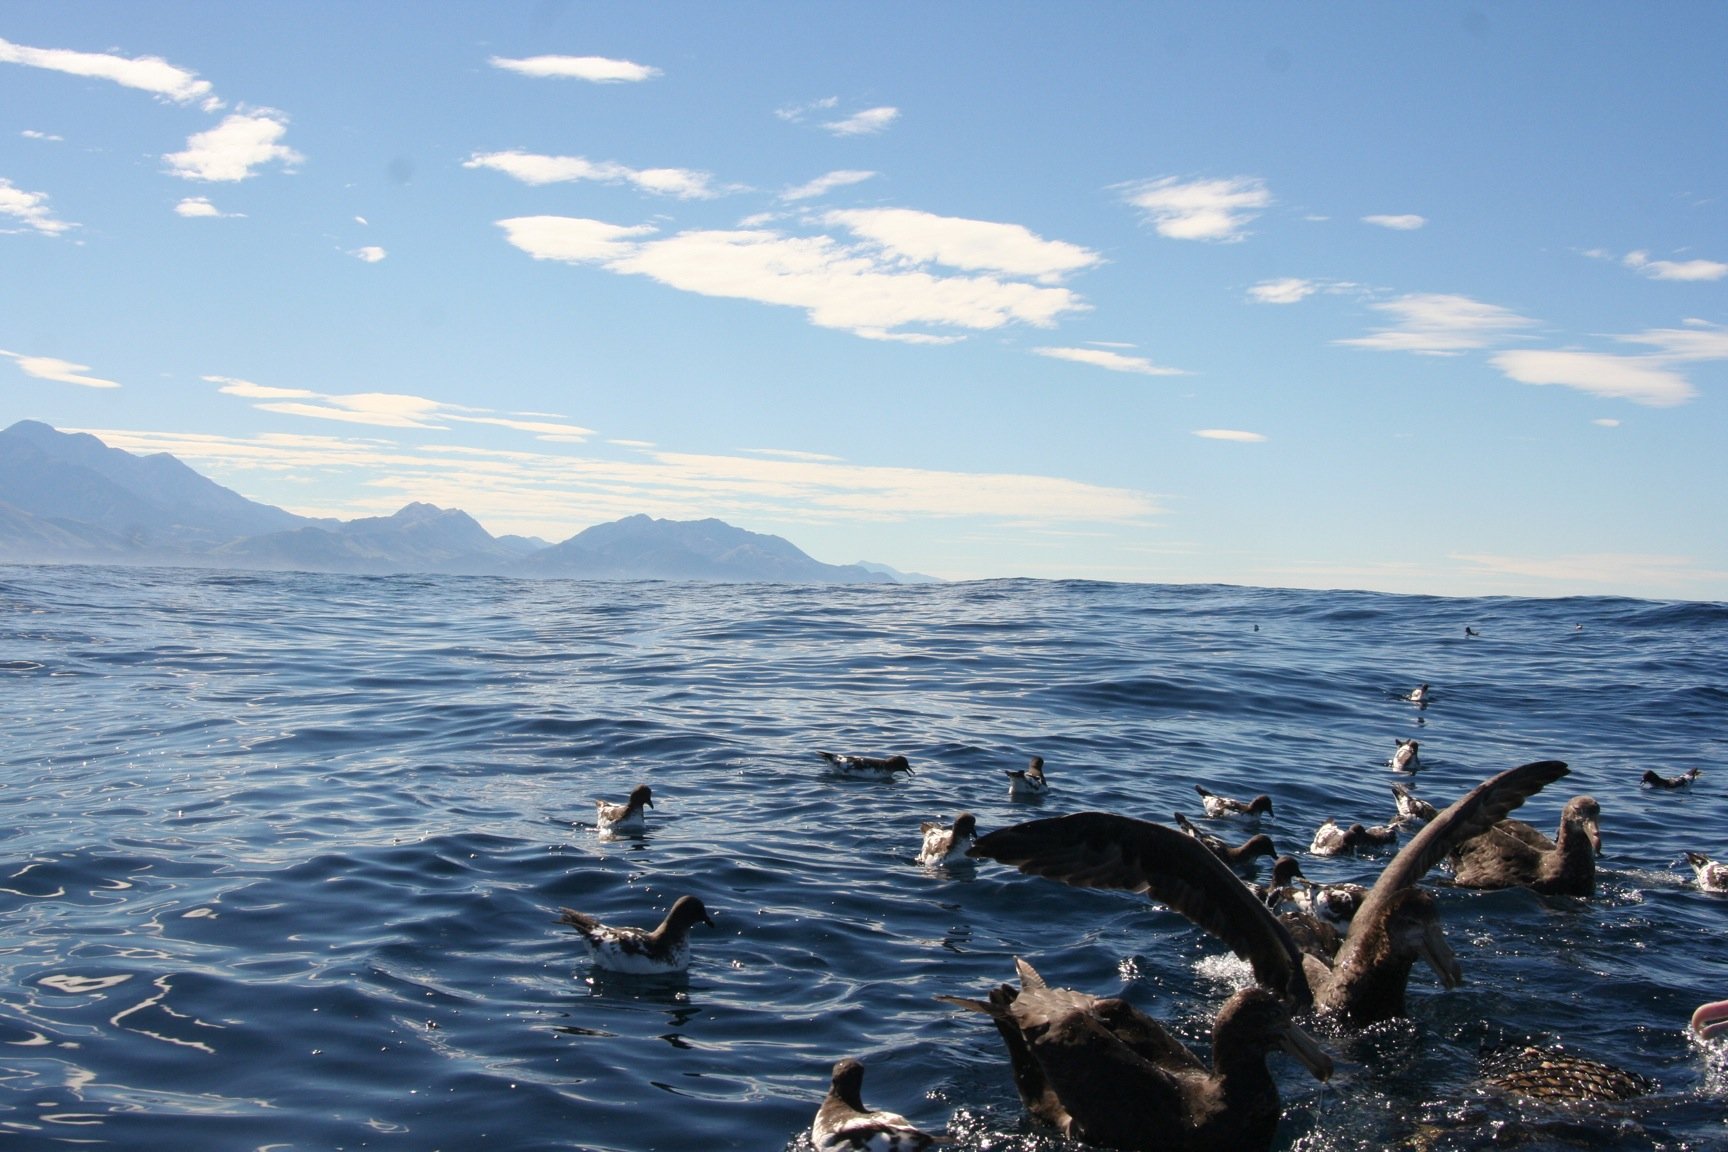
top-left (1, 564), bottom-right (1724, 1151)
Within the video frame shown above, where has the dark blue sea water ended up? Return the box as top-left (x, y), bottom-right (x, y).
top-left (1, 565), bottom-right (1725, 1151)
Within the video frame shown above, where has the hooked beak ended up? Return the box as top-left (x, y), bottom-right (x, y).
top-left (1280, 1021), bottom-right (1334, 1082)
top-left (1692, 999), bottom-right (1728, 1041)
top-left (1586, 818), bottom-right (1603, 856)
top-left (1420, 922), bottom-right (1463, 989)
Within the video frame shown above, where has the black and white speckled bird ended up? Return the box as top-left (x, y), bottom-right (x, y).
top-left (810, 1058), bottom-right (940, 1151)
top-left (1685, 851), bottom-right (1728, 893)
top-left (1390, 784), bottom-right (1437, 828)
top-left (818, 751), bottom-right (914, 778)
top-left (557, 895), bottom-right (714, 975)
top-left (1005, 755), bottom-right (1049, 799)
top-left (593, 784), bottom-right (653, 835)
top-left (916, 812), bottom-right (977, 866)
top-left (1643, 767), bottom-right (1701, 789)
top-left (1194, 784), bottom-right (1273, 820)
top-left (1388, 738), bottom-right (1421, 774)
top-left (1308, 819), bottom-right (1398, 857)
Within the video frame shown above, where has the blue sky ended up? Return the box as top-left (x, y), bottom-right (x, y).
top-left (3, 3), bottom-right (1724, 599)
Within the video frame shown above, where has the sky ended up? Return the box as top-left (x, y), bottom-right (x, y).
top-left (2, 2), bottom-right (1725, 600)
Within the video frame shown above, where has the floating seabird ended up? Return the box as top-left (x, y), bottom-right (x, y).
top-left (1692, 999), bottom-right (1728, 1041)
top-left (916, 812), bottom-right (977, 866)
top-left (1006, 756), bottom-right (1049, 799)
top-left (1174, 812), bottom-right (1278, 878)
top-left (1404, 683), bottom-right (1431, 706)
top-left (970, 760), bottom-right (1569, 1028)
top-left (811, 1058), bottom-right (939, 1151)
top-left (1251, 855), bottom-right (1306, 906)
top-left (1390, 784), bottom-right (1438, 828)
top-left (557, 894), bottom-right (714, 975)
top-left (1448, 795), bottom-right (1601, 897)
top-left (818, 752), bottom-right (914, 778)
top-left (1389, 738), bottom-right (1421, 774)
top-left (1479, 1043), bottom-right (1656, 1103)
top-left (1194, 784), bottom-right (1274, 820)
top-left (1308, 819), bottom-right (1398, 857)
top-left (937, 958), bottom-right (1331, 1152)
top-left (1465, 626), bottom-right (1480, 637)
top-left (594, 784), bottom-right (653, 835)
top-left (1684, 851), bottom-right (1728, 893)
top-left (1643, 767), bottom-right (1702, 789)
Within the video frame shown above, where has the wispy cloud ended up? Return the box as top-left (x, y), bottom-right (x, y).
top-left (2, 349), bottom-right (119, 388)
top-left (349, 246), bottom-right (387, 263)
top-left (1487, 321), bottom-right (1728, 408)
top-left (464, 150), bottom-right (724, 199)
top-left (0, 178), bottom-right (75, 235)
top-left (823, 106), bottom-right (899, 136)
top-left (165, 111), bottom-right (303, 182)
top-left (487, 54), bottom-right (660, 83)
top-left (823, 208), bottom-right (1101, 282)
top-left (1363, 213), bottom-right (1426, 230)
top-left (174, 196), bottom-right (240, 218)
top-left (495, 213), bottom-right (1090, 342)
top-left (1337, 292), bottom-right (1536, 355)
top-left (1193, 429), bottom-right (1266, 442)
top-left (775, 96), bottom-right (839, 122)
top-left (207, 375), bottom-right (594, 440)
top-left (1120, 175), bottom-right (1270, 242)
top-left (1033, 346), bottom-right (1185, 376)
top-left (1453, 551), bottom-right (1728, 593)
top-left (21, 129), bottom-right (63, 141)
top-left (1248, 277), bottom-right (1317, 304)
top-left (0, 35), bottom-right (214, 105)
top-left (1624, 249), bottom-right (1727, 282)
top-left (781, 169), bottom-right (876, 202)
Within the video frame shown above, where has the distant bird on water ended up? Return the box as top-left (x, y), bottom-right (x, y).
top-left (1388, 739), bottom-right (1421, 774)
top-left (1005, 755), bottom-right (1049, 798)
top-left (557, 895), bottom-right (714, 975)
top-left (594, 783), bottom-right (653, 835)
top-left (1684, 851), bottom-right (1728, 893)
top-left (811, 1058), bottom-right (939, 1151)
top-left (1642, 768), bottom-right (1701, 789)
top-left (818, 751), bottom-right (914, 778)
top-left (1403, 683), bottom-right (1431, 706)
top-left (1465, 626), bottom-right (1480, 637)
top-left (917, 812), bottom-right (977, 866)
top-left (1308, 819), bottom-right (1398, 857)
top-left (1194, 784), bottom-right (1274, 821)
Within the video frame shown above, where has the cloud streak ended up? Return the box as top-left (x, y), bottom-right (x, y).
top-left (2, 350), bottom-right (120, 388)
top-left (464, 150), bottom-right (723, 199)
top-left (0, 178), bottom-right (74, 235)
top-left (1337, 293), bottom-right (1536, 355)
top-left (0, 36), bottom-right (213, 105)
top-left (487, 54), bottom-right (660, 83)
top-left (823, 106), bottom-right (899, 136)
top-left (1121, 175), bottom-right (1270, 241)
top-left (1624, 250), bottom-right (1727, 282)
top-left (1033, 347), bottom-right (1185, 376)
top-left (781, 170), bottom-right (876, 201)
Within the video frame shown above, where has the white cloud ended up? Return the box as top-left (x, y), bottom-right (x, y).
top-left (1248, 277), bottom-right (1317, 304)
top-left (744, 448), bottom-right (845, 462)
top-left (21, 129), bottom-right (63, 141)
top-left (781, 169), bottom-right (876, 201)
top-left (1624, 250), bottom-right (1728, 282)
top-left (174, 196), bottom-right (240, 218)
top-left (1193, 429), bottom-right (1266, 442)
top-left (1033, 346), bottom-right (1185, 376)
top-left (1618, 323), bottom-right (1728, 360)
top-left (0, 178), bottom-right (75, 235)
top-left (1337, 293), bottom-right (1536, 355)
top-left (463, 150), bottom-right (722, 199)
top-left (165, 112), bottom-right (302, 182)
top-left (205, 375), bottom-right (316, 400)
top-left (1593, 418), bottom-right (1621, 427)
top-left (496, 215), bottom-right (1089, 341)
top-left (1120, 175), bottom-right (1270, 242)
top-left (211, 375), bottom-right (594, 440)
top-left (824, 208), bottom-right (1101, 282)
top-left (2, 350), bottom-right (118, 388)
top-left (0, 36), bottom-right (213, 104)
top-left (1363, 214), bottom-right (1426, 230)
top-left (1490, 349), bottom-right (1696, 407)
top-left (350, 246), bottom-right (387, 263)
top-left (776, 97), bottom-right (839, 122)
top-left (487, 54), bottom-right (660, 83)
top-left (823, 106), bottom-right (899, 136)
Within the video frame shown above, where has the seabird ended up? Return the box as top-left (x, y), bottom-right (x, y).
top-left (1643, 767), bottom-right (1702, 789)
top-left (1250, 855), bottom-right (1306, 906)
top-left (1447, 795), bottom-right (1601, 897)
top-left (1684, 851), bottom-right (1728, 893)
top-left (1692, 999), bottom-right (1728, 1041)
top-left (1194, 784), bottom-right (1274, 820)
top-left (937, 958), bottom-right (1331, 1152)
top-left (818, 752), bottom-right (914, 778)
top-left (970, 760), bottom-right (1569, 1028)
top-left (1465, 627), bottom-right (1480, 637)
top-left (1404, 683), bottom-right (1431, 706)
top-left (1390, 783), bottom-right (1438, 828)
top-left (557, 894), bottom-right (714, 975)
top-left (1308, 819), bottom-right (1398, 857)
top-left (1006, 756), bottom-right (1049, 799)
top-left (1173, 812), bottom-right (1278, 878)
top-left (811, 1058), bottom-right (939, 1151)
top-left (916, 812), bottom-right (978, 866)
top-left (593, 784), bottom-right (653, 835)
top-left (1389, 738), bottom-right (1421, 774)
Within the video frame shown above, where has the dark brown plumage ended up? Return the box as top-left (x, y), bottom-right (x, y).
top-left (1448, 795), bottom-right (1601, 896)
top-left (1173, 812), bottom-right (1278, 878)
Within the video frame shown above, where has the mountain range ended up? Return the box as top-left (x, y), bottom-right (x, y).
top-left (0, 420), bottom-right (937, 584)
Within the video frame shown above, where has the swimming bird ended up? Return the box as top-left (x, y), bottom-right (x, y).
top-left (811, 1058), bottom-right (939, 1151)
top-left (557, 895), bottom-right (714, 975)
top-left (1390, 783), bottom-right (1438, 828)
top-left (1643, 767), bottom-right (1701, 789)
top-left (916, 812), bottom-right (977, 866)
top-left (937, 958), bottom-right (1331, 1152)
top-left (593, 783), bottom-right (653, 835)
top-left (1447, 795), bottom-right (1601, 897)
top-left (1692, 999), bottom-right (1728, 1041)
top-left (1006, 756), bottom-right (1049, 798)
top-left (1173, 812), bottom-right (1278, 878)
top-left (1404, 683), bottom-right (1431, 706)
top-left (1251, 855), bottom-right (1306, 906)
top-left (1389, 738), bottom-right (1421, 773)
top-left (1478, 1044), bottom-right (1656, 1103)
top-left (1684, 851), bottom-right (1728, 893)
top-left (818, 752), bottom-right (914, 778)
top-left (1308, 819), bottom-right (1398, 857)
top-left (1465, 626), bottom-right (1480, 638)
top-left (970, 759), bottom-right (1569, 1028)
top-left (1193, 784), bottom-right (1274, 820)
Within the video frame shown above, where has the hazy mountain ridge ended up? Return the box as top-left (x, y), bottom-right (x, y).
top-left (0, 421), bottom-right (925, 584)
